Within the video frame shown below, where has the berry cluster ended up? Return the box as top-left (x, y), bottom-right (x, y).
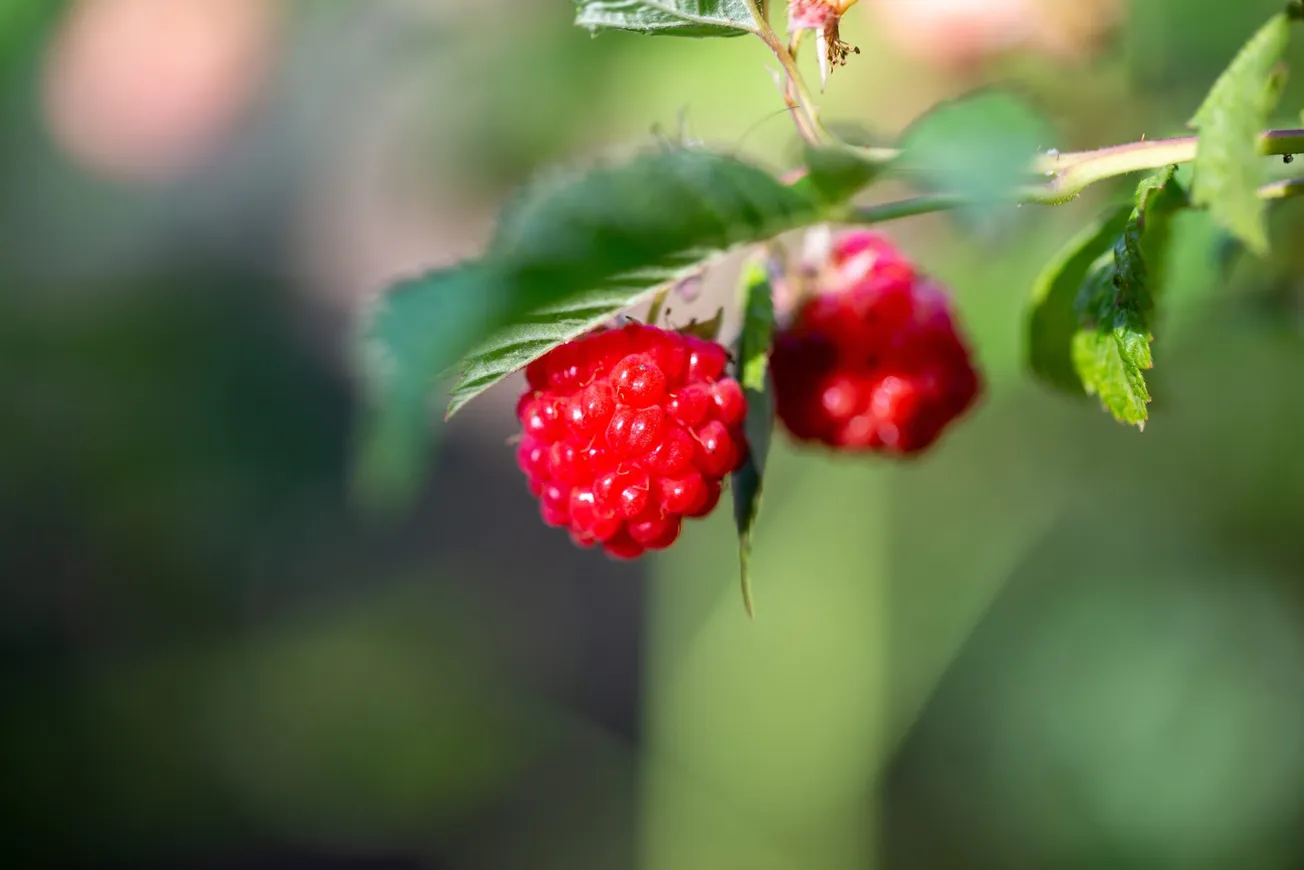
top-left (515, 323), bottom-right (748, 560)
top-left (770, 230), bottom-right (982, 455)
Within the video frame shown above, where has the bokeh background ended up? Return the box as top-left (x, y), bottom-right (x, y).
top-left (5, 0), bottom-right (1304, 867)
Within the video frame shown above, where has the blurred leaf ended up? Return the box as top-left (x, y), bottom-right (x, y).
top-left (1072, 167), bottom-right (1186, 427)
top-left (359, 148), bottom-right (839, 508)
top-left (486, 148), bottom-right (808, 274)
top-left (1027, 206), bottom-right (1132, 393)
top-left (202, 590), bottom-right (545, 844)
top-left (573, 0), bottom-right (756, 36)
top-left (646, 287), bottom-right (672, 326)
top-left (0, 0), bottom-right (59, 70)
top-left (1189, 9), bottom-right (1297, 255)
top-left (353, 264), bottom-right (505, 510)
top-left (894, 91), bottom-right (1052, 216)
top-left (794, 144), bottom-right (883, 205)
top-left (731, 260), bottom-right (776, 618)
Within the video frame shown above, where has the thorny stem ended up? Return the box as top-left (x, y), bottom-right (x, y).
top-left (844, 129), bottom-right (1304, 223)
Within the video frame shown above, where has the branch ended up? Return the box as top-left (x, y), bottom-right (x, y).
top-left (1031, 128), bottom-right (1304, 202)
top-left (844, 128), bottom-right (1304, 223)
top-left (744, 0), bottom-right (826, 146)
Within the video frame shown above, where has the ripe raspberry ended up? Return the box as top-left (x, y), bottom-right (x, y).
top-left (770, 230), bottom-right (982, 456)
top-left (516, 323), bottom-right (748, 560)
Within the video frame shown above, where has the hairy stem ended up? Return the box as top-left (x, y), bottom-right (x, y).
top-left (1034, 129), bottom-right (1304, 201)
top-left (847, 175), bottom-right (1304, 226)
top-left (745, 0), bottom-right (826, 146)
top-left (842, 128), bottom-right (1304, 223)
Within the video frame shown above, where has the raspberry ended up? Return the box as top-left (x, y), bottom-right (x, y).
top-left (515, 322), bottom-right (748, 560)
top-left (770, 230), bottom-right (982, 456)
top-left (611, 354), bottom-right (668, 407)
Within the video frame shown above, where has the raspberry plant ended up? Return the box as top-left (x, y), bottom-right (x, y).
top-left (355, 0), bottom-right (1304, 611)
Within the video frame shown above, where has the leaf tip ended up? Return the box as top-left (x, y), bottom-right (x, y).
top-left (740, 550), bottom-right (756, 619)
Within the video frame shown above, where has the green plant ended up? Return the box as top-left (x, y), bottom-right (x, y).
top-left (354, 0), bottom-right (1304, 611)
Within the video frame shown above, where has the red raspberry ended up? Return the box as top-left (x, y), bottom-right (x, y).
top-left (770, 230), bottom-right (982, 457)
top-left (515, 322), bottom-right (748, 560)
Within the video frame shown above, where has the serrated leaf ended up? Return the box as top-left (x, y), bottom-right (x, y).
top-left (1189, 10), bottom-right (1297, 255)
top-left (1027, 206), bottom-right (1131, 393)
top-left (1071, 167), bottom-right (1186, 427)
top-left (731, 259), bottom-right (776, 618)
top-left (1126, 165), bottom-right (1187, 296)
top-left (447, 284), bottom-right (673, 417)
top-left (1071, 263), bottom-right (1153, 426)
top-left (357, 148), bottom-right (840, 506)
top-left (444, 148), bottom-right (825, 417)
top-left (894, 91), bottom-right (1052, 217)
top-left (573, 0), bottom-right (756, 37)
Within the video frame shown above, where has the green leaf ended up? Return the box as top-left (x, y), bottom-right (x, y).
top-left (489, 149), bottom-right (815, 277)
top-left (893, 91), bottom-right (1052, 215)
top-left (352, 263), bottom-right (506, 509)
top-left (573, 0), bottom-right (756, 37)
top-left (731, 259), bottom-right (776, 619)
top-left (357, 148), bottom-right (838, 506)
top-left (1127, 166), bottom-right (1187, 298)
top-left (1071, 167), bottom-right (1186, 427)
top-left (1027, 206), bottom-right (1132, 393)
top-left (447, 284), bottom-right (673, 416)
top-left (1071, 263), bottom-right (1154, 427)
top-left (1189, 10), bottom-right (1297, 255)
top-left (445, 149), bottom-right (822, 417)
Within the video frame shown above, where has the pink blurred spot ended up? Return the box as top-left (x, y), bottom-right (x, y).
top-left (42, 0), bottom-right (280, 183)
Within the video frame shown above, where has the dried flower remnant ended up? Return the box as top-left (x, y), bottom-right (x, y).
top-left (788, 0), bottom-right (862, 89)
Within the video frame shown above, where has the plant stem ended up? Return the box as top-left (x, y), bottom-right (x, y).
top-left (1034, 129), bottom-right (1304, 201)
top-left (847, 175), bottom-right (1304, 226)
top-left (853, 129), bottom-right (1304, 202)
top-left (844, 129), bottom-right (1304, 224)
top-left (846, 193), bottom-right (968, 224)
top-left (744, 0), bottom-right (826, 146)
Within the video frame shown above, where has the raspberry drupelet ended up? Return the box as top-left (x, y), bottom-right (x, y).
top-left (515, 323), bottom-right (747, 559)
top-left (770, 230), bottom-right (982, 456)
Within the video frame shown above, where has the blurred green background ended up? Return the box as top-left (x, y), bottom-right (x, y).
top-left (4, 1), bottom-right (1304, 867)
